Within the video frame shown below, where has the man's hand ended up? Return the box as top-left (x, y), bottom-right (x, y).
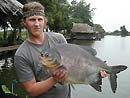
top-left (52, 69), bottom-right (68, 82)
top-left (100, 70), bottom-right (108, 78)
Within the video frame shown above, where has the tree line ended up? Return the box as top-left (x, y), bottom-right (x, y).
top-left (36, 0), bottom-right (95, 32)
top-left (0, 0), bottom-right (105, 46)
top-left (107, 25), bottom-right (129, 36)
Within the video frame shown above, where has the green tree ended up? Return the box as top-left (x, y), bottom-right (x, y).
top-left (120, 25), bottom-right (129, 36)
top-left (111, 30), bottom-right (120, 35)
top-left (31, 0), bottom-right (94, 33)
top-left (70, 0), bottom-right (95, 26)
top-left (38, 0), bottom-right (72, 32)
top-left (93, 24), bottom-right (105, 38)
top-left (0, 12), bottom-right (9, 40)
top-left (94, 24), bottom-right (105, 33)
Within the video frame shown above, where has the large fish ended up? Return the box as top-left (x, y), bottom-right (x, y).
top-left (39, 43), bottom-right (127, 93)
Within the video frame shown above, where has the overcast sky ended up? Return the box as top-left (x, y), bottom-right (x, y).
top-left (68, 0), bottom-right (130, 32)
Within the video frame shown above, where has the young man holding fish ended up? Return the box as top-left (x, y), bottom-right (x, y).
top-left (14, 1), bottom-right (107, 98)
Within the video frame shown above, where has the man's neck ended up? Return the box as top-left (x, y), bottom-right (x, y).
top-left (28, 33), bottom-right (45, 44)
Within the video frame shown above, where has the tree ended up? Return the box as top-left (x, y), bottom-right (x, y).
top-left (110, 30), bottom-right (120, 35)
top-left (0, 12), bottom-right (9, 40)
top-left (38, 0), bottom-right (72, 32)
top-left (70, 0), bottom-right (95, 26)
top-left (120, 25), bottom-right (128, 36)
top-left (93, 24), bottom-right (105, 38)
top-left (38, 0), bottom-right (95, 32)
top-left (94, 24), bottom-right (105, 33)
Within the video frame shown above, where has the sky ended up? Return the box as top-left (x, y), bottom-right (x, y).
top-left (68, 0), bottom-right (130, 32)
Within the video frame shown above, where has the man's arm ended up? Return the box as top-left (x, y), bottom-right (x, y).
top-left (22, 69), bottom-right (67, 97)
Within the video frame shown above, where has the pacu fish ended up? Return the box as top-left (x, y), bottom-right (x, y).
top-left (39, 43), bottom-right (127, 93)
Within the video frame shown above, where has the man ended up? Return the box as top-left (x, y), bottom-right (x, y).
top-left (14, 1), bottom-right (70, 98)
top-left (14, 1), bottom-right (107, 98)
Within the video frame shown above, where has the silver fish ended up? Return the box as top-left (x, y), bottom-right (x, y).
top-left (39, 43), bottom-right (127, 93)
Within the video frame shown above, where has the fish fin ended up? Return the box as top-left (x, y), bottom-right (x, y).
top-left (109, 73), bottom-right (117, 93)
top-left (109, 65), bottom-right (127, 93)
top-left (80, 45), bottom-right (97, 56)
top-left (90, 77), bottom-right (102, 92)
top-left (70, 84), bottom-right (75, 90)
top-left (58, 81), bottom-right (64, 85)
top-left (57, 65), bottom-right (66, 70)
top-left (111, 65), bottom-right (127, 74)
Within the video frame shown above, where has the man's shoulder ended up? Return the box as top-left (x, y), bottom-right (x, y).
top-left (15, 41), bottom-right (29, 56)
top-left (46, 32), bottom-right (64, 38)
top-left (45, 32), bottom-right (67, 45)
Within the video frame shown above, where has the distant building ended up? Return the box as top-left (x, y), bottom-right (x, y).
top-left (71, 23), bottom-right (96, 40)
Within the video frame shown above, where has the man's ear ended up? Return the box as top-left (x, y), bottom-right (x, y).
top-left (22, 19), bottom-right (26, 26)
top-left (44, 17), bottom-right (48, 25)
top-left (44, 17), bottom-right (48, 29)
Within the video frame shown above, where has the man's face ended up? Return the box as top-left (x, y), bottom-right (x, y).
top-left (23, 15), bottom-right (45, 37)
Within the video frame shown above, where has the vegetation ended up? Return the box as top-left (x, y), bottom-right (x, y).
top-left (120, 25), bottom-right (129, 36)
top-left (70, 0), bottom-right (95, 26)
top-left (0, 31), bottom-right (27, 47)
top-left (93, 24), bottom-right (105, 33)
top-left (108, 25), bottom-right (130, 36)
top-left (0, 0), bottom-right (95, 46)
top-left (0, 62), bottom-right (28, 98)
top-left (1, 0), bottom-right (129, 46)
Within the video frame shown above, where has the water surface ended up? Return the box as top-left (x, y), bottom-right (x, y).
top-left (71, 35), bottom-right (130, 98)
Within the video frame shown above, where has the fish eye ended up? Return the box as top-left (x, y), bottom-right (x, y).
top-left (41, 53), bottom-right (43, 57)
top-left (44, 52), bottom-right (49, 57)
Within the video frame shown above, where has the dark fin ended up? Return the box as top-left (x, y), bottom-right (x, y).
top-left (57, 65), bottom-right (67, 70)
top-left (79, 45), bottom-right (97, 56)
top-left (111, 65), bottom-right (127, 74)
top-left (90, 77), bottom-right (102, 92)
top-left (58, 81), bottom-right (64, 85)
top-left (109, 65), bottom-right (127, 93)
top-left (103, 61), bottom-right (107, 63)
top-left (70, 84), bottom-right (75, 90)
top-left (109, 73), bottom-right (117, 93)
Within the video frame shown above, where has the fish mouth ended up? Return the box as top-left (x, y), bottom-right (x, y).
top-left (39, 55), bottom-right (58, 68)
top-left (41, 53), bottom-right (53, 61)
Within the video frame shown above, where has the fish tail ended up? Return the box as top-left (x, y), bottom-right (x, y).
top-left (109, 65), bottom-right (127, 93)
